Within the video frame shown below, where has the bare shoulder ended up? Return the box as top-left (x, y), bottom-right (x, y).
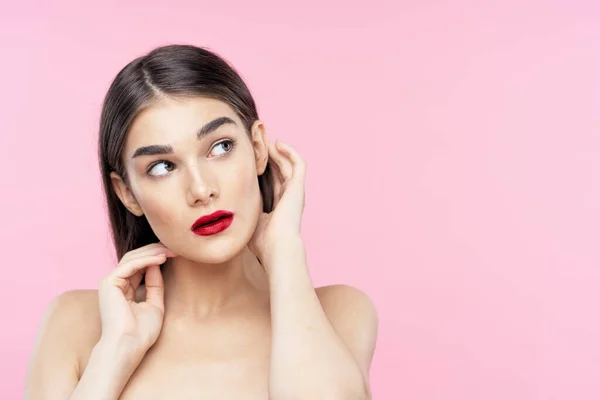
top-left (47, 288), bottom-right (100, 315)
top-left (25, 290), bottom-right (101, 397)
top-left (60, 288), bottom-right (101, 331)
top-left (56, 290), bottom-right (103, 370)
top-left (47, 289), bottom-right (100, 330)
top-left (39, 290), bottom-right (102, 360)
top-left (315, 284), bottom-right (378, 324)
top-left (315, 285), bottom-right (378, 372)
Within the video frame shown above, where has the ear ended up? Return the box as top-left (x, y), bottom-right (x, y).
top-left (250, 120), bottom-right (269, 176)
top-left (110, 172), bottom-right (144, 217)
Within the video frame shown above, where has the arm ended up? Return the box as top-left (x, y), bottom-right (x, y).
top-left (68, 337), bottom-right (143, 400)
top-left (26, 244), bottom-right (173, 399)
top-left (249, 140), bottom-right (378, 399)
top-left (24, 290), bottom-right (143, 400)
top-left (267, 238), bottom-right (378, 400)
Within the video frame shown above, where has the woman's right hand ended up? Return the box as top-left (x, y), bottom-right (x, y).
top-left (97, 242), bottom-right (177, 355)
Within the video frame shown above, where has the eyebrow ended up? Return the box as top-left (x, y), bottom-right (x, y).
top-left (131, 116), bottom-right (237, 158)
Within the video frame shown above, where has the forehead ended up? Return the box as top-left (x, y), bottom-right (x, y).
top-left (126, 96), bottom-right (240, 152)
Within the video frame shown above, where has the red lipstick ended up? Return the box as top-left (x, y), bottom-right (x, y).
top-left (191, 210), bottom-right (234, 236)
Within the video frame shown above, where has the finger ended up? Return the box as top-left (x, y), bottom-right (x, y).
top-left (125, 248), bottom-right (176, 267)
top-left (143, 264), bottom-right (164, 312)
top-left (122, 242), bottom-right (165, 259)
top-left (268, 140), bottom-right (293, 181)
top-left (109, 254), bottom-right (169, 281)
top-left (129, 269), bottom-right (145, 292)
top-left (133, 243), bottom-right (177, 259)
top-left (117, 268), bottom-right (145, 302)
top-left (275, 141), bottom-right (306, 181)
top-left (268, 159), bottom-right (284, 209)
top-left (121, 242), bottom-right (177, 264)
top-left (273, 170), bottom-right (283, 208)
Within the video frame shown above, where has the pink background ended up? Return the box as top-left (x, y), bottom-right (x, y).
top-left (1, 1), bottom-right (599, 399)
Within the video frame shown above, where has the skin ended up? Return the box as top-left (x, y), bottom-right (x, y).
top-left (25, 96), bottom-right (378, 399)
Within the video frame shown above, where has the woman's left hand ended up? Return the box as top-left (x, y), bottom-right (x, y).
top-left (249, 140), bottom-right (306, 270)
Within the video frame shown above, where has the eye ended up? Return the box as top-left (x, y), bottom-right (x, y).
top-left (147, 160), bottom-right (174, 177)
top-left (209, 139), bottom-right (235, 157)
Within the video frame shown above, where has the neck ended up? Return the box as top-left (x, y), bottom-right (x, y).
top-left (159, 246), bottom-right (268, 320)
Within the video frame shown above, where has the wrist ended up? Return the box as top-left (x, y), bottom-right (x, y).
top-left (71, 337), bottom-right (144, 399)
top-left (96, 335), bottom-right (145, 368)
top-left (261, 235), bottom-right (305, 269)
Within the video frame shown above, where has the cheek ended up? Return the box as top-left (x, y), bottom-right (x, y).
top-left (136, 188), bottom-right (178, 228)
top-left (234, 157), bottom-right (262, 207)
top-left (225, 153), bottom-right (263, 229)
top-left (223, 146), bottom-right (259, 195)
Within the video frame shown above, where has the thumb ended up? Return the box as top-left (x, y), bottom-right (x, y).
top-left (143, 264), bottom-right (165, 312)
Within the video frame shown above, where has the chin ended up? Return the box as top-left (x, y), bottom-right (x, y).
top-left (189, 231), bottom-right (253, 264)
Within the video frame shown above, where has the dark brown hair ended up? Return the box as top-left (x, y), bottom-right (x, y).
top-left (98, 44), bottom-right (274, 262)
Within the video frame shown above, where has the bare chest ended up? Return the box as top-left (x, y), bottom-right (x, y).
top-left (119, 327), bottom-right (271, 400)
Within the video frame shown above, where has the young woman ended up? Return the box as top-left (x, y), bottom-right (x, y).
top-left (25, 44), bottom-right (378, 399)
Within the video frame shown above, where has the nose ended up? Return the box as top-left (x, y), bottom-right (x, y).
top-left (186, 167), bottom-right (219, 206)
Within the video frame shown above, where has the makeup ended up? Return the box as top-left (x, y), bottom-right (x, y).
top-left (191, 210), bottom-right (234, 236)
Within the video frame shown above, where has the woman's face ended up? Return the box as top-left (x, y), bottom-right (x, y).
top-left (111, 96), bottom-right (268, 263)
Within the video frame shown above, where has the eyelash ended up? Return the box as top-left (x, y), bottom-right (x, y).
top-left (145, 138), bottom-right (236, 178)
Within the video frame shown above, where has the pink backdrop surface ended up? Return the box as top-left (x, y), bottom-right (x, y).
top-left (1, 1), bottom-right (599, 399)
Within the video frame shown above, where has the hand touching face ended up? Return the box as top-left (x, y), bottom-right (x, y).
top-left (111, 96), bottom-right (268, 263)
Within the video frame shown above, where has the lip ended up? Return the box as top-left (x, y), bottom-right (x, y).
top-left (191, 210), bottom-right (234, 236)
